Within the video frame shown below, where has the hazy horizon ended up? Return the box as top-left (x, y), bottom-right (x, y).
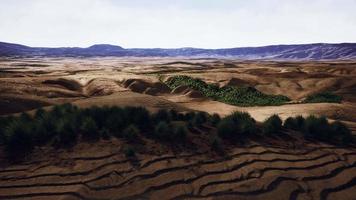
top-left (1, 0), bottom-right (356, 48)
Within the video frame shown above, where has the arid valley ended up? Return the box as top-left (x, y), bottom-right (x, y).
top-left (0, 57), bottom-right (356, 200)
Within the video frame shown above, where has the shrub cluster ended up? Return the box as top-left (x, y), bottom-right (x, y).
top-left (165, 75), bottom-right (290, 106)
top-left (0, 103), bottom-right (353, 161)
top-left (284, 115), bottom-right (353, 144)
top-left (217, 111), bottom-right (256, 141)
top-left (303, 91), bottom-right (342, 103)
top-left (262, 114), bottom-right (283, 135)
top-left (0, 104), bottom-right (212, 160)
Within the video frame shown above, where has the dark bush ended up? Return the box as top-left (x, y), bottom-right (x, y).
top-left (217, 118), bottom-right (237, 140)
top-left (303, 115), bottom-right (330, 139)
top-left (123, 125), bottom-right (139, 142)
top-left (100, 128), bottom-right (111, 140)
top-left (210, 135), bottom-right (223, 152)
top-left (169, 109), bottom-right (178, 120)
top-left (330, 121), bottom-right (353, 144)
top-left (192, 111), bottom-right (208, 127)
top-left (80, 117), bottom-right (99, 141)
top-left (104, 114), bottom-right (125, 136)
top-left (34, 107), bottom-right (46, 119)
top-left (303, 91), bottom-right (342, 103)
top-left (3, 120), bottom-right (34, 160)
top-left (124, 146), bottom-right (136, 158)
top-left (154, 121), bottom-right (171, 141)
top-left (210, 113), bottom-right (221, 126)
top-left (125, 106), bottom-right (151, 130)
top-left (153, 109), bottom-right (171, 123)
top-left (262, 114), bottom-right (283, 135)
top-left (54, 118), bottom-right (77, 147)
top-left (183, 111), bottom-right (196, 121)
top-left (217, 111), bottom-right (256, 141)
top-left (284, 116), bottom-right (305, 131)
top-left (172, 123), bottom-right (188, 142)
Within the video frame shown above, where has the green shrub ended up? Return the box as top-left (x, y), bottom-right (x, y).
top-left (80, 117), bottom-right (99, 141)
top-left (3, 120), bottom-right (34, 160)
top-left (262, 114), bottom-right (283, 135)
top-left (165, 75), bottom-right (290, 106)
top-left (303, 92), bottom-right (342, 103)
top-left (123, 125), bottom-right (139, 142)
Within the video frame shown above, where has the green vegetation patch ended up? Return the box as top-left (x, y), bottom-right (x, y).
top-left (165, 75), bottom-right (290, 106)
top-left (303, 91), bottom-right (342, 103)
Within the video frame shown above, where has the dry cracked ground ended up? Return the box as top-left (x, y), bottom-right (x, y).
top-left (0, 57), bottom-right (356, 200)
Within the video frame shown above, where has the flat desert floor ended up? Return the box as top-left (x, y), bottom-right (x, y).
top-left (0, 57), bottom-right (356, 200)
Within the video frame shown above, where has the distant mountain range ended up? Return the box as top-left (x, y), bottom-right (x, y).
top-left (1, 41), bottom-right (356, 60)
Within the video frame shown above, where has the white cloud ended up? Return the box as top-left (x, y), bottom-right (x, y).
top-left (0, 0), bottom-right (355, 48)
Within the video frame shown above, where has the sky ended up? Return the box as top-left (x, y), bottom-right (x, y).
top-left (0, 0), bottom-right (356, 48)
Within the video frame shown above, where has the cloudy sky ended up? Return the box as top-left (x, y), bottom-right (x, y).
top-left (0, 0), bottom-right (355, 48)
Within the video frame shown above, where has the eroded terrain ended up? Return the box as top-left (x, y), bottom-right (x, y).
top-left (0, 57), bottom-right (356, 200)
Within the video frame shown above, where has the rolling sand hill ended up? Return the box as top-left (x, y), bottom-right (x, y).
top-left (0, 57), bottom-right (356, 199)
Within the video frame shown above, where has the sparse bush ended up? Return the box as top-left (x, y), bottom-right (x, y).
top-left (123, 125), bottom-right (139, 142)
top-left (262, 114), bottom-right (283, 135)
top-left (80, 117), bottom-right (99, 141)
